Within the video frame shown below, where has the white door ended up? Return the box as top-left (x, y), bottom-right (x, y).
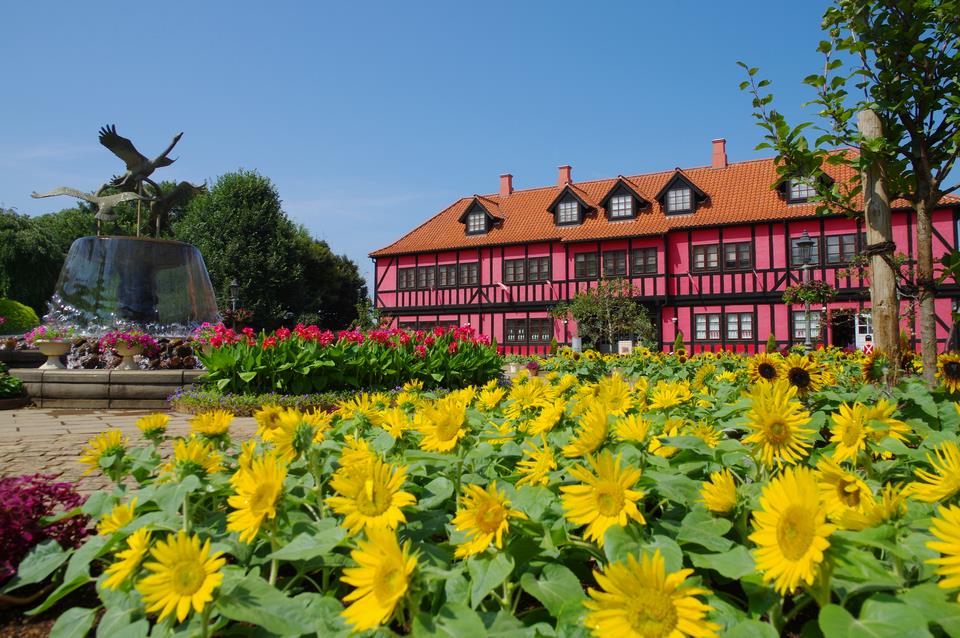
top-left (855, 313), bottom-right (873, 350)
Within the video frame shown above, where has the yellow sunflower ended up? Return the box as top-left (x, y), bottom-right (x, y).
top-left (908, 442), bottom-right (960, 503)
top-left (103, 528), bottom-right (151, 590)
top-left (326, 459), bottom-right (416, 534)
top-left (337, 393), bottom-right (379, 425)
top-left (938, 354), bottom-right (960, 393)
top-left (927, 504), bottom-right (960, 602)
top-left (686, 421), bottom-right (721, 448)
top-left (253, 404), bottom-right (284, 441)
top-left (516, 437), bottom-right (556, 487)
top-left (562, 400), bottom-right (610, 458)
top-left (749, 466), bottom-right (835, 595)
top-left (828, 402), bottom-right (872, 464)
top-left (340, 526), bottom-right (417, 633)
top-left (648, 380), bottom-right (692, 411)
top-left (815, 458), bottom-right (874, 525)
top-left (415, 395), bottom-right (468, 452)
top-left (227, 452), bottom-right (287, 543)
top-left (614, 413), bottom-right (652, 443)
top-left (504, 377), bottom-right (551, 419)
top-left (189, 409), bottom-right (233, 438)
top-left (452, 481), bottom-right (526, 558)
top-left (378, 406), bottom-right (411, 438)
top-left (838, 483), bottom-right (906, 531)
top-left (337, 435), bottom-right (377, 480)
top-left (743, 381), bottom-right (814, 467)
top-left (98, 498), bottom-right (137, 535)
top-left (402, 379), bottom-right (424, 393)
top-left (78, 430), bottom-right (128, 475)
top-left (779, 354), bottom-right (824, 396)
top-left (747, 353), bottom-right (781, 384)
top-left (526, 398), bottom-right (567, 436)
top-left (700, 470), bottom-right (737, 515)
top-left (164, 436), bottom-right (222, 479)
top-left (861, 350), bottom-right (890, 383)
top-left (583, 550), bottom-right (719, 638)
top-left (136, 413), bottom-right (169, 439)
top-left (271, 408), bottom-right (326, 463)
top-left (863, 399), bottom-right (911, 451)
top-left (561, 451), bottom-right (645, 547)
top-left (596, 374), bottom-right (634, 416)
top-left (477, 385), bottom-right (507, 412)
top-left (136, 531), bottom-right (226, 623)
top-left (648, 419), bottom-right (683, 459)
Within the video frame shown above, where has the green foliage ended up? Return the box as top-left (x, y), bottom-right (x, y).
top-left (0, 210), bottom-right (64, 316)
top-left (673, 330), bottom-right (685, 352)
top-left (782, 280), bottom-right (838, 305)
top-left (0, 298), bottom-right (40, 334)
top-left (766, 333), bottom-right (777, 352)
top-left (550, 278), bottom-right (654, 350)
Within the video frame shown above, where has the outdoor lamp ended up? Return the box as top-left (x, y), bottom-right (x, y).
top-left (796, 231), bottom-right (816, 351)
top-left (797, 230), bottom-right (815, 265)
top-left (229, 279), bottom-right (240, 312)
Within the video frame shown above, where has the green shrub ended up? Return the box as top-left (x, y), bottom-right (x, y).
top-left (766, 333), bottom-right (778, 352)
top-left (0, 299), bottom-right (39, 335)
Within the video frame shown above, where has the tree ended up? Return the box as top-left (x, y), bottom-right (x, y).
top-left (739, 0), bottom-right (960, 384)
top-left (0, 208), bottom-right (63, 316)
top-left (550, 278), bottom-right (654, 350)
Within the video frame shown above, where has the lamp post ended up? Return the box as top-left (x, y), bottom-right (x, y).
top-left (796, 231), bottom-right (816, 351)
top-left (228, 279), bottom-right (240, 329)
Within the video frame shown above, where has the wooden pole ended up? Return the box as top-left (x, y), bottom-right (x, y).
top-left (857, 109), bottom-right (900, 377)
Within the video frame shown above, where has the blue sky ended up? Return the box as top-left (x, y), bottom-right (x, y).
top-left (1, 1), bottom-right (838, 289)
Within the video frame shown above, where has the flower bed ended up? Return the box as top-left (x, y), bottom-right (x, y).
top-left (10, 349), bottom-right (960, 636)
top-left (197, 323), bottom-right (501, 394)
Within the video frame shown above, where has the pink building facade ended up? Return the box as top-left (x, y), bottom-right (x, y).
top-left (370, 143), bottom-right (960, 354)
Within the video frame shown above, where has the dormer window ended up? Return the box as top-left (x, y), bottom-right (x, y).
top-left (459, 198), bottom-right (499, 235)
top-left (557, 200), bottom-right (579, 224)
top-left (788, 178), bottom-right (816, 203)
top-left (466, 210), bottom-right (487, 234)
top-left (666, 186), bottom-right (692, 213)
top-left (609, 195), bottom-right (633, 219)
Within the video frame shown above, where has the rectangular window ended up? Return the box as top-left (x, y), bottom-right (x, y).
top-left (527, 256), bottom-right (550, 282)
top-left (790, 236), bottom-right (821, 266)
top-left (792, 310), bottom-right (822, 341)
top-left (788, 178), bottom-right (816, 202)
top-left (692, 244), bottom-right (720, 272)
top-left (631, 247), bottom-right (657, 274)
top-left (574, 252), bottom-right (598, 279)
top-left (726, 313), bottom-right (754, 340)
top-left (528, 318), bottom-right (553, 343)
top-left (416, 266), bottom-right (436, 289)
top-left (397, 268), bottom-right (416, 290)
top-left (602, 250), bottom-right (627, 277)
top-left (438, 264), bottom-right (457, 287)
top-left (724, 241), bottom-right (753, 270)
top-left (459, 262), bottom-right (479, 286)
top-left (504, 259), bottom-right (525, 283)
top-left (666, 187), bottom-right (692, 213)
top-left (466, 211), bottom-right (487, 233)
top-left (695, 313), bottom-right (722, 341)
top-left (609, 195), bottom-right (633, 219)
top-left (504, 319), bottom-right (526, 343)
top-left (825, 234), bottom-right (857, 265)
top-left (557, 200), bottom-right (579, 224)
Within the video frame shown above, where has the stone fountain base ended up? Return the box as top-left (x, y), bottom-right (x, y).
top-left (9, 369), bottom-right (205, 409)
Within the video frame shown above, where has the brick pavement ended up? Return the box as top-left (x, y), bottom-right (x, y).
top-left (0, 409), bottom-right (257, 493)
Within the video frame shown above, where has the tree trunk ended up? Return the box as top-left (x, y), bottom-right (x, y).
top-left (857, 110), bottom-right (900, 381)
top-left (916, 197), bottom-right (938, 385)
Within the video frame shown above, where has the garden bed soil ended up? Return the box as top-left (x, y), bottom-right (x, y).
top-left (0, 582), bottom-right (101, 638)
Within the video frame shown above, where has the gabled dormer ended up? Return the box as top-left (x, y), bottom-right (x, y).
top-left (777, 174), bottom-right (834, 204)
top-left (600, 177), bottom-right (650, 221)
top-left (458, 197), bottom-right (501, 235)
top-left (655, 171), bottom-right (708, 215)
top-left (546, 185), bottom-right (595, 226)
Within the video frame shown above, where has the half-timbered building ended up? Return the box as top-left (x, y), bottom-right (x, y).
top-left (370, 140), bottom-right (960, 354)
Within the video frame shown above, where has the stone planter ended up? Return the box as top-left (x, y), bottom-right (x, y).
top-left (0, 395), bottom-right (30, 410)
top-left (36, 340), bottom-right (71, 369)
top-left (115, 342), bottom-right (142, 371)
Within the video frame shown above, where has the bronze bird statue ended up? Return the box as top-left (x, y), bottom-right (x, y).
top-left (96, 124), bottom-right (183, 195)
top-left (31, 187), bottom-right (146, 221)
top-left (148, 181), bottom-right (206, 236)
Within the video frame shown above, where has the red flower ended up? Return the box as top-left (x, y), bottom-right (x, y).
top-left (276, 328), bottom-right (292, 341)
top-left (433, 326), bottom-right (446, 337)
top-left (448, 342), bottom-right (458, 353)
top-left (424, 336), bottom-right (435, 346)
top-left (263, 337), bottom-right (277, 348)
top-left (415, 345), bottom-right (426, 358)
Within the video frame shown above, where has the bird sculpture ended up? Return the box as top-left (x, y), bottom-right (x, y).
top-left (148, 181), bottom-right (206, 235)
top-left (96, 124), bottom-right (183, 195)
top-left (31, 187), bottom-right (146, 221)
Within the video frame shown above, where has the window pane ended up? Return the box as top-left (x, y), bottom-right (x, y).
top-left (789, 178), bottom-right (816, 201)
top-left (727, 314), bottom-right (739, 339)
top-left (740, 314), bottom-right (753, 339)
top-left (695, 315), bottom-right (707, 340)
top-left (666, 187), bottom-right (692, 212)
top-left (708, 315), bottom-right (720, 340)
top-left (610, 195), bottom-right (632, 218)
top-left (558, 200), bottom-right (579, 223)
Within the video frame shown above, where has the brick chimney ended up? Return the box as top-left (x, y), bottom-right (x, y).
top-left (711, 139), bottom-right (728, 169)
top-left (558, 165), bottom-right (572, 186)
top-left (500, 174), bottom-right (513, 196)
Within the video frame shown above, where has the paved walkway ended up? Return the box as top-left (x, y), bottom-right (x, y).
top-left (0, 409), bottom-right (257, 493)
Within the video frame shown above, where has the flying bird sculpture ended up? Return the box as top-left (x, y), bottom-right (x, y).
top-left (149, 181), bottom-right (206, 235)
top-left (96, 124), bottom-right (183, 195)
top-left (31, 187), bottom-right (146, 221)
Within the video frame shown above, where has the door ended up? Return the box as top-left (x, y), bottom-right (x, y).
top-left (830, 312), bottom-right (855, 348)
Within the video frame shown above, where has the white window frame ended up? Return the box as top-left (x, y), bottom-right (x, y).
top-left (792, 310), bottom-right (822, 340)
top-left (557, 200), bottom-right (579, 224)
top-left (466, 211), bottom-right (487, 233)
top-left (666, 187), bottom-right (692, 213)
top-left (789, 178), bottom-right (816, 201)
top-left (609, 195), bottom-right (633, 219)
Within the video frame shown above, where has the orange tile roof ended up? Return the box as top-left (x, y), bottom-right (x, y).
top-left (370, 154), bottom-right (958, 257)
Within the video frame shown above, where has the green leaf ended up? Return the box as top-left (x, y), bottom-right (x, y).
top-left (413, 603), bottom-right (487, 637)
top-left (238, 371), bottom-right (257, 382)
top-left (723, 619), bottom-right (779, 638)
top-left (267, 520), bottom-right (345, 561)
top-left (28, 575), bottom-right (89, 615)
top-left (900, 584), bottom-right (960, 637)
top-left (49, 607), bottom-right (97, 638)
top-left (688, 546), bottom-right (756, 580)
top-left (519, 563), bottom-right (585, 620)
top-left (64, 535), bottom-right (110, 583)
top-left (419, 476), bottom-right (454, 509)
top-left (2, 540), bottom-right (71, 593)
top-left (676, 509), bottom-right (734, 552)
top-left (217, 572), bottom-right (317, 635)
top-left (467, 553), bottom-right (514, 609)
top-left (819, 601), bottom-right (933, 638)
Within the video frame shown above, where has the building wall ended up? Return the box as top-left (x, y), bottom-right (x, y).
top-left (373, 208), bottom-right (960, 354)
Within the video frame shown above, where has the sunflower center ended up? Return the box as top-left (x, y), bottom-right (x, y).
top-left (945, 362), bottom-right (960, 378)
top-left (475, 502), bottom-right (507, 533)
top-left (841, 423), bottom-right (862, 447)
top-left (625, 588), bottom-right (678, 638)
top-left (356, 479), bottom-right (391, 516)
top-left (171, 559), bottom-right (205, 596)
top-left (435, 417), bottom-right (463, 441)
top-left (788, 367), bottom-right (811, 389)
top-left (249, 481), bottom-right (278, 514)
top-left (776, 505), bottom-right (815, 560)
top-left (838, 479), bottom-right (861, 507)
top-left (594, 484), bottom-right (625, 517)
top-left (766, 420), bottom-right (789, 443)
top-left (758, 363), bottom-right (777, 379)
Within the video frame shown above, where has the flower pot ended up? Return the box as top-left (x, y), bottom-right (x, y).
top-left (115, 342), bottom-right (142, 370)
top-left (36, 340), bottom-right (71, 369)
